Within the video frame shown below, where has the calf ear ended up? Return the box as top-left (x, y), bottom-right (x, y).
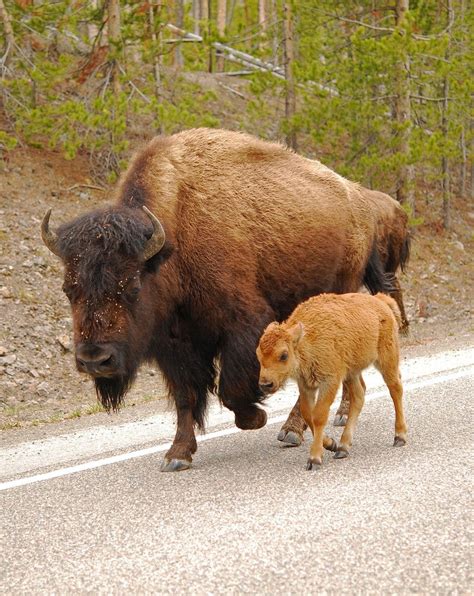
top-left (288, 322), bottom-right (305, 344)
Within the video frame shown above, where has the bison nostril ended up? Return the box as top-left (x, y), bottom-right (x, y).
top-left (98, 355), bottom-right (114, 369)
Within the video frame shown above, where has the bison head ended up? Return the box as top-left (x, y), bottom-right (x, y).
top-left (41, 205), bottom-right (171, 410)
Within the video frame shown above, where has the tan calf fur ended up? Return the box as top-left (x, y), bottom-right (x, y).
top-left (257, 293), bottom-right (407, 470)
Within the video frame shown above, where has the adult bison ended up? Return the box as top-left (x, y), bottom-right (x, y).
top-left (41, 128), bottom-right (393, 471)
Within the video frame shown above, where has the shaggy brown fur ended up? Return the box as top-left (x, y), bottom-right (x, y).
top-left (257, 293), bottom-right (407, 470)
top-left (42, 128), bottom-right (395, 472)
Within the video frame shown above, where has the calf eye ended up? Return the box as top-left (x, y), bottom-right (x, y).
top-left (279, 351), bottom-right (288, 362)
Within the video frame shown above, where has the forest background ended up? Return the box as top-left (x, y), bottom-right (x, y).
top-left (0, 0), bottom-right (473, 427)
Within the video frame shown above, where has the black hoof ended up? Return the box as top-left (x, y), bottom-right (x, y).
top-left (306, 457), bottom-right (322, 471)
top-left (160, 458), bottom-right (192, 472)
top-left (277, 429), bottom-right (302, 447)
top-left (325, 438), bottom-right (338, 452)
top-left (334, 447), bottom-right (349, 459)
top-left (393, 436), bottom-right (406, 447)
top-left (333, 414), bottom-right (348, 427)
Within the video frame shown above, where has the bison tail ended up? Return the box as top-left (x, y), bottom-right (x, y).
top-left (375, 293), bottom-right (403, 329)
top-left (363, 244), bottom-right (394, 295)
top-left (400, 232), bottom-right (411, 273)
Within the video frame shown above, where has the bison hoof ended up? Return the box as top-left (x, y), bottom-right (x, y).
top-left (393, 436), bottom-right (406, 447)
top-left (306, 457), bottom-right (322, 471)
top-left (325, 438), bottom-right (338, 452)
top-left (160, 458), bottom-right (192, 472)
top-left (333, 414), bottom-right (348, 427)
top-left (235, 407), bottom-right (267, 430)
top-left (334, 447), bottom-right (349, 459)
top-left (277, 429), bottom-right (302, 447)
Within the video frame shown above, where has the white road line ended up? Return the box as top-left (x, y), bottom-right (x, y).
top-left (1, 366), bottom-right (472, 492)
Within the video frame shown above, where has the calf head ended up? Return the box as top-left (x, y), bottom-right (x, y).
top-left (256, 321), bottom-right (304, 394)
top-left (41, 205), bottom-right (172, 410)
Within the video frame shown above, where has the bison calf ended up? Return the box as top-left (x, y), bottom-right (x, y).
top-left (256, 293), bottom-right (407, 470)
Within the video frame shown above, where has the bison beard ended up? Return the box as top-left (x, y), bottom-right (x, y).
top-left (94, 374), bottom-right (136, 412)
top-left (93, 346), bottom-right (139, 411)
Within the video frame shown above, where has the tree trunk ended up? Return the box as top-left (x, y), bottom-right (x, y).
top-left (107, 0), bottom-right (121, 95)
top-left (216, 0), bottom-right (227, 72)
top-left (283, 2), bottom-right (297, 150)
top-left (174, 0), bottom-right (184, 67)
top-left (193, 0), bottom-right (200, 36)
top-left (460, 125), bottom-right (467, 198)
top-left (0, 0), bottom-right (15, 68)
top-left (258, 0), bottom-right (267, 51)
top-left (270, 0), bottom-right (279, 65)
top-left (394, 0), bottom-right (414, 212)
top-left (442, 0), bottom-right (452, 229)
top-left (441, 74), bottom-right (450, 229)
top-left (148, 2), bottom-right (163, 128)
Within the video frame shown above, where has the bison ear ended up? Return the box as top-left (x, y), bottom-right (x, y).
top-left (288, 322), bottom-right (305, 344)
top-left (144, 241), bottom-right (174, 273)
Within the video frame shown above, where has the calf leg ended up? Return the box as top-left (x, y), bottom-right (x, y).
top-left (383, 370), bottom-right (407, 446)
top-left (334, 374), bottom-right (365, 459)
top-left (297, 384), bottom-right (337, 453)
top-left (278, 381), bottom-right (352, 446)
top-left (307, 380), bottom-right (340, 470)
top-left (376, 344), bottom-right (408, 446)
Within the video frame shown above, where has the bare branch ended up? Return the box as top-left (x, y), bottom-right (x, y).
top-left (320, 12), bottom-right (395, 33)
top-left (411, 94), bottom-right (454, 102)
top-left (65, 183), bottom-right (105, 192)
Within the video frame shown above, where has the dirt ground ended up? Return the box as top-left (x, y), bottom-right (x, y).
top-left (0, 145), bottom-right (473, 430)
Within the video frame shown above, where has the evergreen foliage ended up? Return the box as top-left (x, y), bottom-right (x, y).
top-left (0, 0), bottom-right (471, 219)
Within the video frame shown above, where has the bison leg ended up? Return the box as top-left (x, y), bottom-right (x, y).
top-left (161, 400), bottom-right (197, 472)
top-left (277, 399), bottom-right (307, 446)
top-left (390, 276), bottom-right (409, 335)
top-left (218, 325), bottom-right (270, 431)
top-left (158, 323), bottom-right (218, 472)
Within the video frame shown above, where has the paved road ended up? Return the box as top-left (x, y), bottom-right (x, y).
top-left (1, 349), bottom-right (473, 594)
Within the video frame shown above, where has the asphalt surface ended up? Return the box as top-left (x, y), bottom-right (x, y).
top-left (1, 349), bottom-right (473, 594)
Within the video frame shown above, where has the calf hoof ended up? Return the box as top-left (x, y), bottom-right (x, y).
top-left (333, 414), bottom-right (348, 427)
top-left (334, 446), bottom-right (349, 459)
top-left (160, 458), bottom-right (192, 472)
top-left (277, 429), bottom-right (303, 447)
top-left (393, 436), bottom-right (406, 447)
top-left (325, 438), bottom-right (338, 452)
top-left (235, 406), bottom-right (267, 430)
top-left (306, 457), bottom-right (322, 471)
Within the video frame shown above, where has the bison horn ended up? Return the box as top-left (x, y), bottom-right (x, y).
top-left (142, 206), bottom-right (166, 260)
top-left (41, 209), bottom-right (62, 257)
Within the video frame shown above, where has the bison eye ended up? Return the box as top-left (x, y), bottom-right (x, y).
top-left (279, 351), bottom-right (288, 362)
top-left (62, 283), bottom-right (74, 300)
top-left (125, 285), bottom-right (140, 302)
